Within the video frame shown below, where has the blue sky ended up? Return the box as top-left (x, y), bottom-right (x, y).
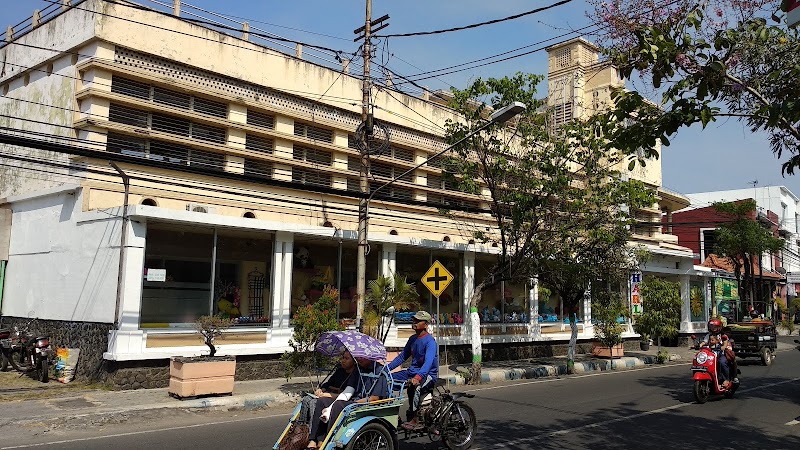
top-left (4, 0), bottom-right (798, 201)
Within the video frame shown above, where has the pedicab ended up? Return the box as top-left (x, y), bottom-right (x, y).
top-left (273, 330), bottom-right (478, 450)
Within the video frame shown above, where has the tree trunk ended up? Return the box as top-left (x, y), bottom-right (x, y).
top-left (567, 314), bottom-right (578, 373)
top-left (208, 343), bottom-right (216, 357)
top-left (468, 280), bottom-right (488, 384)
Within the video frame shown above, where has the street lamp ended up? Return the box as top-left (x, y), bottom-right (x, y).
top-left (355, 101), bottom-right (527, 330)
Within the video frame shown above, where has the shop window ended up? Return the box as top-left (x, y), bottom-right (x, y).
top-left (214, 231), bottom-right (273, 324)
top-left (538, 286), bottom-right (564, 324)
top-left (396, 247), bottom-right (433, 316)
top-left (290, 240), bottom-right (341, 319)
top-left (339, 243), bottom-right (380, 321)
top-left (475, 259), bottom-right (530, 324)
top-left (141, 225), bottom-right (214, 327)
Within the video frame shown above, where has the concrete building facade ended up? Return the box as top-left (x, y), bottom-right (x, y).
top-left (1, 1), bottom-right (698, 385)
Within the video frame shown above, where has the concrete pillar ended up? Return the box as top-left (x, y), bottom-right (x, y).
top-left (296, 43), bottom-right (303, 59)
top-left (117, 220), bottom-right (147, 331)
top-left (331, 131), bottom-right (349, 190)
top-left (242, 22), bottom-right (249, 41)
top-left (272, 231), bottom-right (294, 331)
top-left (173, 0), bottom-right (181, 16)
top-left (61, 0), bottom-right (72, 12)
top-left (381, 243), bottom-right (397, 277)
top-left (32, 10), bottom-right (41, 28)
top-left (6, 27), bottom-right (13, 43)
top-left (342, 59), bottom-right (350, 74)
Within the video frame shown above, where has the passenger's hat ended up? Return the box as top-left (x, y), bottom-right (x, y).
top-left (412, 311), bottom-right (432, 322)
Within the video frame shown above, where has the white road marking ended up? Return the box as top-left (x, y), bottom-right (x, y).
top-left (785, 419), bottom-right (800, 426)
top-left (0, 412), bottom-right (292, 449)
top-left (492, 376), bottom-right (800, 449)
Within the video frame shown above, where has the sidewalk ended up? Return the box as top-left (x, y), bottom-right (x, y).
top-left (0, 338), bottom-right (795, 427)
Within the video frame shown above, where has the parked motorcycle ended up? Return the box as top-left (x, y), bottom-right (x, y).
top-left (690, 334), bottom-right (740, 403)
top-left (6, 320), bottom-right (53, 382)
top-left (0, 327), bottom-right (11, 371)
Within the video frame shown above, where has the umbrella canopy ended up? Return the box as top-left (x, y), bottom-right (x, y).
top-left (315, 330), bottom-right (387, 361)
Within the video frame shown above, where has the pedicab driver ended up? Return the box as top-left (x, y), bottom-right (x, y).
top-left (388, 310), bottom-right (438, 430)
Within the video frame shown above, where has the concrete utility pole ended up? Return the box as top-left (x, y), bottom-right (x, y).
top-left (356, 0), bottom-right (373, 331)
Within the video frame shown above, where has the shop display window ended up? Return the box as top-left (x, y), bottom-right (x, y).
top-left (290, 239), bottom-right (340, 318)
top-left (339, 243), bottom-right (380, 320)
top-left (141, 224), bottom-right (214, 327)
top-left (214, 231), bottom-right (273, 325)
top-left (395, 247), bottom-right (432, 323)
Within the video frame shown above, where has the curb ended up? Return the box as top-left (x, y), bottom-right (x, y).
top-left (447, 355), bottom-right (659, 385)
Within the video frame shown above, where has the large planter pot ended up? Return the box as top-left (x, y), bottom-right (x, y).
top-left (640, 341), bottom-right (650, 351)
top-left (168, 356), bottom-right (236, 399)
top-left (591, 341), bottom-right (624, 358)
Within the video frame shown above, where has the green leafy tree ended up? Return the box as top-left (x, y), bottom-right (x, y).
top-left (282, 285), bottom-right (343, 380)
top-left (592, 291), bottom-right (631, 365)
top-left (364, 273), bottom-right (419, 342)
top-left (712, 200), bottom-right (784, 311)
top-left (443, 73), bottom-right (655, 381)
top-left (636, 277), bottom-right (683, 352)
top-left (587, 0), bottom-right (800, 172)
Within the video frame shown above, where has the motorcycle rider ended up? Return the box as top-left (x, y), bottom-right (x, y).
top-left (699, 318), bottom-right (735, 388)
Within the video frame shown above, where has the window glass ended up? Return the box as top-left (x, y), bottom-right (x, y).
top-left (395, 247), bottom-right (432, 319)
top-left (339, 243), bottom-right (380, 321)
top-left (214, 231), bottom-right (273, 325)
top-left (503, 281), bottom-right (529, 323)
top-left (290, 239), bottom-right (340, 318)
top-left (141, 224), bottom-right (214, 327)
top-left (475, 257), bottom-right (502, 323)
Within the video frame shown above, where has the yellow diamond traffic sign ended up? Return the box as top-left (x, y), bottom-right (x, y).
top-left (421, 260), bottom-right (454, 298)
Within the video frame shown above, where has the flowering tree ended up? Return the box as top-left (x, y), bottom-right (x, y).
top-left (587, 0), bottom-right (800, 172)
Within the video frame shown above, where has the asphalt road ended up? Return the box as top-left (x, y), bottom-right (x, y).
top-left (2, 346), bottom-right (799, 450)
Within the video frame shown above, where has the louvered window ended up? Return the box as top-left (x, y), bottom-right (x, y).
top-left (107, 133), bottom-right (147, 157)
top-left (193, 97), bottom-right (227, 118)
top-left (246, 134), bottom-right (274, 154)
top-left (108, 104), bottom-right (148, 128)
top-left (293, 145), bottom-right (331, 165)
top-left (153, 86), bottom-right (191, 109)
top-left (151, 112), bottom-right (191, 137)
top-left (247, 110), bottom-right (275, 129)
top-left (392, 147), bottom-right (414, 162)
top-left (347, 178), bottom-right (360, 192)
top-left (293, 168), bottom-right (331, 187)
top-left (192, 123), bottom-right (226, 144)
top-left (294, 122), bottom-right (333, 143)
top-left (426, 156), bottom-right (442, 168)
top-left (347, 134), bottom-right (359, 150)
top-left (370, 182), bottom-right (413, 201)
top-left (244, 159), bottom-right (272, 179)
top-left (427, 174), bottom-right (443, 189)
top-left (372, 162), bottom-right (412, 182)
top-left (110, 76), bottom-right (149, 100)
top-left (348, 156), bottom-right (361, 172)
top-left (106, 133), bottom-right (224, 171)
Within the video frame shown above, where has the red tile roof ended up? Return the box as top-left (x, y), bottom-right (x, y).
top-left (701, 254), bottom-right (784, 280)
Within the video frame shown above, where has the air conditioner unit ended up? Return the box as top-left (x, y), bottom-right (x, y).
top-left (186, 203), bottom-right (215, 214)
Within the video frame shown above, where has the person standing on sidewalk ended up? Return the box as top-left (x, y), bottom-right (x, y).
top-left (388, 310), bottom-right (438, 430)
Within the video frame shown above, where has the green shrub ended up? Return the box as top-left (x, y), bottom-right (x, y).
top-left (282, 285), bottom-right (344, 380)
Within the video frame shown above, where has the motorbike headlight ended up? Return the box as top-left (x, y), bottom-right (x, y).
top-left (695, 352), bottom-right (708, 364)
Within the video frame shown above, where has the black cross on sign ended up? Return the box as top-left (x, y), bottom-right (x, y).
top-left (426, 268), bottom-right (449, 292)
top-left (422, 261), bottom-right (453, 297)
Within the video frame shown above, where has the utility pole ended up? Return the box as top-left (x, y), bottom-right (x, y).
top-left (355, 0), bottom-right (372, 332)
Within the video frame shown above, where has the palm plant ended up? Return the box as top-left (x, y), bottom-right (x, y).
top-left (365, 273), bottom-right (420, 342)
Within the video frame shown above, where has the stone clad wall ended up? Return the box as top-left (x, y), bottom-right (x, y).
top-left (0, 316), bottom-right (114, 381)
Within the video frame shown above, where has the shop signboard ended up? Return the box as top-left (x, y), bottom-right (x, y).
top-left (714, 278), bottom-right (739, 321)
top-left (630, 272), bottom-right (642, 315)
top-left (786, 271), bottom-right (800, 284)
top-left (145, 268), bottom-right (166, 282)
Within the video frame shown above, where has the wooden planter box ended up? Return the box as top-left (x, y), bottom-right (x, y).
top-left (168, 356), bottom-right (236, 399)
top-left (591, 342), bottom-right (624, 358)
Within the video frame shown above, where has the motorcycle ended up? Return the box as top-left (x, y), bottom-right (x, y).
top-left (7, 320), bottom-right (53, 382)
top-left (0, 327), bottom-right (11, 371)
top-left (690, 334), bottom-right (740, 403)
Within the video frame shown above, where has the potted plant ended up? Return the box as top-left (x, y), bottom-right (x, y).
top-left (591, 292), bottom-right (630, 360)
top-left (168, 314), bottom-right (236, 399)
top-left (639, 334), bottom-right (651, 351)
top-left (635, 277), bottom-right (682, 352)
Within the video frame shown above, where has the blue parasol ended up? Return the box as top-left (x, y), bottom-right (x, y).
top-left (315, 330), bottom-right (387, 361)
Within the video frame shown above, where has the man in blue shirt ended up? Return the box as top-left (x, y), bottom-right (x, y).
top-left (388, 310), bottom-right (438, 430)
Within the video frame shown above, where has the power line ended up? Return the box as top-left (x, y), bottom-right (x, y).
top-left (376, 0), bottom-right (574, 38)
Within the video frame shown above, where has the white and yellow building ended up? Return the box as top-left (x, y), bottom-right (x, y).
top-left (0, 1), bottom-right (703, 383)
